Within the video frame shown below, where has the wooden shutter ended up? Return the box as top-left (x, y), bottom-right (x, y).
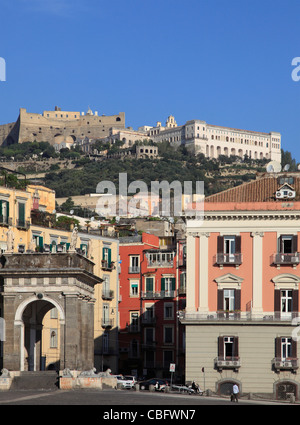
top-left (217, 236), bottom-right (224, 253)
top-left (275, 337), bottom-right (281, 358)
top-left (292, 290), bottom-right (299, 317)
top-left (161, 277), bottom-right (165, 291)
top-left (234, 289), bottom-right (241, 310)
top-left (217, 289), bottom-right (224, 311)
top-left (235, 236), bottom-right (241, 254)
top-left (292, 235), bottom-right (298, 253)
top-left (274, 289), bottom-right (281, 319)
top-left (292, 339), bottom-right (297, 359)
top-left (218, 336), bottom-right (224, 358)
top-left (233, 337), bottom-right (239, 358)
top-left (279, 236), bottom-right (283, 253)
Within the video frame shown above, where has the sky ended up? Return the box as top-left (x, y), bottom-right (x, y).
top-left (0, 0), bottom-right (300, 163)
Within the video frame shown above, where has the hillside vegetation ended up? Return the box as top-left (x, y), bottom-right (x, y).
top-left (0, 140), bottom-right (297, 198)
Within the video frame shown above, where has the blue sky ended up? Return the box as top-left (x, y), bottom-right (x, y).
top-left (0, 0), bottom-right (299, 162)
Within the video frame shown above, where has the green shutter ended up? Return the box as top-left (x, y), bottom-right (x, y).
top-left (171, 278), bottom-right (176, 291)
top-left (66, 243), bottom-right (70, 251)
top-left (38, 236), bottom-right (43, 251)
top-left (146, 278), bottom-right (152, 291)
top-left (108, 248), bottom-right (111, 265)
top-left (19, 203), bottom-right (25, 225)
top-left (6, 201), bottom-right (9, 224)
top-left (161, 277), bottom-right (165, 291)
top-left (102, 247), bottom-right (106, 261)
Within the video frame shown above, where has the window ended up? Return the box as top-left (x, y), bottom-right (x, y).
top-left (145, 276), bottom-right (154, 293)
top-left (130, 339), bottom-right (138, 358)
top-left (50, 329), bottom-right (58, 348)
top-left (274, 289), bottom-right (298, 318)
top-left (278, 235), bottom-right (297, 254)
top-left (103, 332), bottom-right (109, 354)
top-left (0, 200), bottom-right (9, 225)
top-left (164, 326), bottom-right (173, 344)
top-left (130, 312), bottom-right (139, 332)
top-left (217, 288), bottom-right (241, 317)
top-left (161, 277), bottom-right (175, 296)
top-left (50, 308), bottom-right (58, 319)
top-left (217, 235), bottom-right (241, 265)
top-left (163, 350), bottom-right (173, 368)
top-left (102, 247), bottom-right (112, 268)
top-left (102, 304), bottom-right (109, 325)
top-left (164, 302), bottom-right (174, 319)
top-left (218, 336), bottom-right (239, 360)
top-left (130, 280), bottom-right (139, 297)
top-left (18, 202), bottom-right (25, 227)
top-left (143, 304), bottom-right (155, 324)
top-left (129, 256), bottom-right (140, 273)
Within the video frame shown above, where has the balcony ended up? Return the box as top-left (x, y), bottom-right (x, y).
top-left (101, 318), bottom-right (114, 328)
top-left (16, 219), bottom-right (30, 230)
top-left (141, 316), bottom-right (156, 325)
top-left (101, 289), bottom-right (114, 300)
top-left (272, 357), bottom-right (299, 372)
top-left (180, 311), bottom-right (299, 323)
top-left (0, 216), bottom-right (11, 227)
top-left (129, 266), bottom-right (140, 274)
top-left (273, 253), bottom-right (300, 268)
top-left (141, 290), bottom-right (176, 299)
top-left (101, 260), bottom-right (115, 271)
top-left (215, 253), bottom-right (242, 267)
top-left (215, 356), bottom-right (241, 372)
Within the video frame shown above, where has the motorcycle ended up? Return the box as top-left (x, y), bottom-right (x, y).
top-left (188, 383), bottom-right (203, 395)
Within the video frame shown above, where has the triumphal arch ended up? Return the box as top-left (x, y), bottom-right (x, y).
top-left (0, 251), bottom-right (101, 372)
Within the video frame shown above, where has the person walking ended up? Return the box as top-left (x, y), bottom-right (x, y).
top-left (232, 384), bottom-right (239, 402)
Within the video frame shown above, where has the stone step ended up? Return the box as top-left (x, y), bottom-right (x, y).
top-left (10, 371), bottom-right (58, 390)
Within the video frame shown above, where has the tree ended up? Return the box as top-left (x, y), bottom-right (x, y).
top-left (281, 149), bottom-right (297, 171)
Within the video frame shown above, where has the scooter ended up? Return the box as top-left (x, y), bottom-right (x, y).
top-left (188, 384), bottom-right (203, 395)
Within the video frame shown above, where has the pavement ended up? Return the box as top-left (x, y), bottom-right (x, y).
top-left (0, 388), bottom-right (294, 406)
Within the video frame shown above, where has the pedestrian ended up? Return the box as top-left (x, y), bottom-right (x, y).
top-left (232, 384), bottom-right (239, 402)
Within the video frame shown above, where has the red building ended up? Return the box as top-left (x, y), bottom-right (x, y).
top-left (118, 232), bottom-right (186, 381)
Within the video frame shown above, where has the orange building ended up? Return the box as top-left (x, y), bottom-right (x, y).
top-left (181, 172), bottom-right (300, 401)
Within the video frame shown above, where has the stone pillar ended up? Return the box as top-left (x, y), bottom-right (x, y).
top-left (64, 293), bottom-right (80, 370)
top-left (3, 295), bottom-right (21, 371)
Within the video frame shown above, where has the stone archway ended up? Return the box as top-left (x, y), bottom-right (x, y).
top-left (14, 295), bottom-right (65, 371)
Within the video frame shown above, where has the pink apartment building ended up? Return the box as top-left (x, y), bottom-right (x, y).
top-left (181, 172), bottom-right (300, 400)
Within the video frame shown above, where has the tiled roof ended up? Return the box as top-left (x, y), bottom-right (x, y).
top-left (205, 173), bottom-right (300, 203)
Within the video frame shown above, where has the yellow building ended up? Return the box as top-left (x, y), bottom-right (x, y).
top-left (0, 183), bottom-right (119, 373)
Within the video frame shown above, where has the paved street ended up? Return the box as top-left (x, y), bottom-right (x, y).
top-left (0, 388), bottom-right (289, 406)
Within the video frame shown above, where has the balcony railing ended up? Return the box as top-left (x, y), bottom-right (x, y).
top-left (129, 266), bottom-right (140, 274)
top-left (0, 216), bottom-right (11, 227)
top-left (101, 318), bottom-right (114, 328)
top-left (179, 310), bottom-right (299, 322)
top-left (272, 357), bottom-right (299, 372)
top-left (101, 260), bottom-right (115, 271)
top-left (215, 253), bottom-right (242, 266)
top-left (215, 356), bottom-right (241, 371)
top-left (273, 253), bottom-right (300, 266)
top-left (141, 290), bottom-right (176, 299)
top-left (102, 290), bottom-right (114, 300)
top-left (147, 260), bottom-right (174, 268)
top-left (16, 220), bottom-right (30, 230)
top-left (141, 316), bottom-right (156, 325)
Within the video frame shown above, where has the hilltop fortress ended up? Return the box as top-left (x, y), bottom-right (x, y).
top-left (0, 107), bottom-right (125, 147)
top-left (0, 107), bottom-right (282, 163)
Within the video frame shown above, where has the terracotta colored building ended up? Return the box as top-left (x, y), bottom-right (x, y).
top-left (118, 233), bottom-right (186, 381)
top-left (182, 172), bottom-right (300, 400)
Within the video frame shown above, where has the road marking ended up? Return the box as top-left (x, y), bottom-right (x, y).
top-left (0, 392), bottom-right (58, 404)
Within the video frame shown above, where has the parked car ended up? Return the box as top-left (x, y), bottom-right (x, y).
top-left (116, 375), bottom-right (136, 389)
top-left (138, 378), bottom-right (170, 391)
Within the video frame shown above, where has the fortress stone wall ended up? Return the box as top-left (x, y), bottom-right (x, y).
top-left (0, 107), bottom-right (125, 146)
